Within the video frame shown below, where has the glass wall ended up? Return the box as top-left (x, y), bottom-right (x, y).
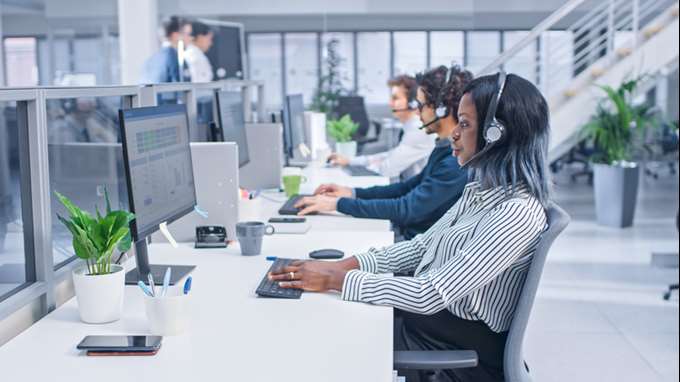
top-left (466, 31), bottom-right (501, 73)
top-left (46, 96), bottom-right (130, 269)
top-left (503, 31), bottom-right (538, 84)
top-left (0, 102), bottom-right (31, 301)
top-left (3, 38), bottom-right (39, 87)
top-left (284, 33), bottom-right (319, 104)
top-left (357, 32), bottom-right (390, 104)
top-left (248, 33), bottom-right (283, 108)
top-left (321, 32), bottom-right (354, 92)
top-left (430, 31), bottom-right (464, 68)
top-left (393, 32), bottom-right (427, 77)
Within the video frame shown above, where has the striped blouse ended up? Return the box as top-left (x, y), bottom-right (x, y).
top-left (341, 181), bottom-right (547, 333)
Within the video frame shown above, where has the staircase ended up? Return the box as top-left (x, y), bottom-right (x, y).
top-left (477, 0), bottom-right (680, 163)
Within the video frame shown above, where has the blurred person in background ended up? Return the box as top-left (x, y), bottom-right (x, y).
top-left (185, 21), bottom-right (215, 83)
top-left (140, 16), bottom-right (193, 84)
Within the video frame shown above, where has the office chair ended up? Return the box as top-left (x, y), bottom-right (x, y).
top-left (394, 203), bottom-right (570, 381)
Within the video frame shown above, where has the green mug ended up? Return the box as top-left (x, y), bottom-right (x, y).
top-left (282, 174), bottom-right (307, 197)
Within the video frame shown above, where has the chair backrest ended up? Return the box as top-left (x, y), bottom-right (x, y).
top-left (334, 96), bottom-right (371, 139)
top-left (504, 202), bottom-right (570, 382)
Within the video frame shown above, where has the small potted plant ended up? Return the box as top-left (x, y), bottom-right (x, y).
top-left (581, 78), bottom-right (658, 228)
top-left (55, 191), bottom-right (134, 324)
top-left (327, 114), bottom-right (359, 158)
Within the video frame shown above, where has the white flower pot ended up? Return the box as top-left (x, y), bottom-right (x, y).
top-left (335, 141), bottom-right (357, 158)
top-left (72, 264), bottom-right (125, 324)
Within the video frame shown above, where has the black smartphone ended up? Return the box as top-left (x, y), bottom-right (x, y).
top-left (268, 217), bottom-right (306, 223)
top-left (77, 335), bottom-right (162, 352)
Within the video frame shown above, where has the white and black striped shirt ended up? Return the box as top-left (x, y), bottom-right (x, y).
top-left (341, 181), bottom-right (547, 332)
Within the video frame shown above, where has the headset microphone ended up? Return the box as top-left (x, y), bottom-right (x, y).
top-left (391, 108), bottom-right (411, 112)
top-left (418, 117), bottom-right (440, 130)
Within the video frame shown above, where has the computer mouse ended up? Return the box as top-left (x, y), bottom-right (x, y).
top-left (309, 249), bottom-right (344, 260)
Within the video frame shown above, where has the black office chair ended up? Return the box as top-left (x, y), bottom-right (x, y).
top-left (394, 203), bottom-right (570, 381)
top-left (333, 96), bottom-right (379, 149)
top-left (662, 210), bottom-right (679, 301)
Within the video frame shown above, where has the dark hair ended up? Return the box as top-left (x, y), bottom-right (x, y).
top-left (191, 21), bottom-right (213, 38)
top-left (387, 75), bottom-right (417, 102)
top-left (440, 65), bottom-right (474, 122)
top-left (415, 66), bottom-right (448, 106)
top-left (163, 16), bottom-right (191, 38)
top-left (462, 73), bottom-right (551, 207)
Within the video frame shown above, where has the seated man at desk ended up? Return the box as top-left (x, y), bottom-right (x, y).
top-left (295, 65), bottom-right (471, 240)
top-left (272, 73), bottom-right (552, 382)
top-left (327, 75), bottom-right (435, 178)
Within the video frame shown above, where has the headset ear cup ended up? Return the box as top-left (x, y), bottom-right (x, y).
top-left (484, 119), bottom-right (505, 143)
top-left (435, 105), bottom-right (447, 118)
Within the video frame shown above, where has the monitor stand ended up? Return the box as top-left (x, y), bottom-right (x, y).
top-left (124, 239), bottom-right (195, 286)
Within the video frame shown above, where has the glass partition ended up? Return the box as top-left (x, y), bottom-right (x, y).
top-left (45, 95), bottom-right (130, 269)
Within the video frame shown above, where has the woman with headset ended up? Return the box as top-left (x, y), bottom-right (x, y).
top-left (270, 72), bottom-right (552, 382)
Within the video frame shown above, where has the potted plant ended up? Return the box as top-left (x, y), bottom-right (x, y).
top-left (311, 38), bottom-right (349, 117)
top-left (327, 114), bottom-right (359, 158)
top-left (581, 78), bottom-right (658, 227)
top-left (55, 191), bottom-right (134, 323)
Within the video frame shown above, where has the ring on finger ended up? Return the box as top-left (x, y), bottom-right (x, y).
top-left (289, 271), bottom-right (295, 280)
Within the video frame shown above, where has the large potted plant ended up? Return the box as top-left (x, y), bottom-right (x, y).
top-left (55, 191), bottom-right (134, 323)
top-left (581, 78), bottom-right (657, 228)
top-left (327, 114), bottom-right (359, 158)
top-left (311, 38), bottom-right (349, 117)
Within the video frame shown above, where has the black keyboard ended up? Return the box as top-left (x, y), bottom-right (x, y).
top-left (278, 194), bottom-right (314, 215)
top-left (256, 258), bottom-right (303, 299)
top-left (344, 165), bottom-right (380, 177)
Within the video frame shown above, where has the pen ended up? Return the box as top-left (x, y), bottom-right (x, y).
top-left (183, 277), bottom-right (192, 295)
top-left (137, 281), bottom-right (154, 297)
top-left (266, 256), bottom-right (277, 261)
top-left (161, 267), bottom-right (171, 297)
top-left (147, 273), bottom-right (156, 297)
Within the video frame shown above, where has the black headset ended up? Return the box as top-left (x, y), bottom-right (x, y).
top-left (416, 65), bottom-right (455, 129)
top-left (481, 71), bottom-right (508, 146)
top-left (393, 79), bottom-right (419, 112)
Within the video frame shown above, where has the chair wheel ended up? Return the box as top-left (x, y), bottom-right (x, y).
top-left (663, 291), bottom-right (671, 300)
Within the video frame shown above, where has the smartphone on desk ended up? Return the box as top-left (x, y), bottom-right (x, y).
top-left (77, 335), bottom-right (162, 352)
top-left (268, 217), bottom-right (306, 223)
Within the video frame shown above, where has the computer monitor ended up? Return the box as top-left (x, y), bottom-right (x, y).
top-left (281, 94), bottom-right (308, 165)
top-left (119, 104), bottom-right (197, 285)
top-left (215, 90), bottom-right (250, 167)
top-left (334, 96), bottom-right (371, 141)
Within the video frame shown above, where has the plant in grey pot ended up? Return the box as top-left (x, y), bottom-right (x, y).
top-left (327, 114), bottom-right (359, 158)
top-left (581, 78), bottom-right (658, 228)
top-left (55, 191), bottom-right (134, 323)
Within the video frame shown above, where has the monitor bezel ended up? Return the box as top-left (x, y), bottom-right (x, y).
top-left (214, 89), bottom-right (250, 168)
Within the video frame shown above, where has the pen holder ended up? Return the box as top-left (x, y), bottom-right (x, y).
top-left (143, 289), bottom-right (190, 336)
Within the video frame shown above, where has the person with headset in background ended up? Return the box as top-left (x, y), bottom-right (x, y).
top-left (327, 75), bottom-right (435, 178)
top-left (271, 72), bottom-right (552, 382)
top-left (294, 66), bottom-right (471, 240)
top-left (139, 16), bottom-right (192, 84)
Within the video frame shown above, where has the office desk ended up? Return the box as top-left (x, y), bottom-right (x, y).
top-left (240, 161), bottom-right (393, 233)
top-left (0, 232), bottom-right (394, 382)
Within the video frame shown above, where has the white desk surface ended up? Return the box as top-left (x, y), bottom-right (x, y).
top-left (240, 161), bottom-right (393, 233)
top-left (0, 232), bottom-right (395, 382)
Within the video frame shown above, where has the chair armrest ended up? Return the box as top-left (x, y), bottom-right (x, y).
top-left (393, 350), bottom-right (478, 370)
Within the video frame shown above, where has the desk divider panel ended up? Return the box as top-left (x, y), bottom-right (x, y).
top-left (151, 142), bottom-right (239, 243)
top-left (239, 123), bottom-right (283, 190)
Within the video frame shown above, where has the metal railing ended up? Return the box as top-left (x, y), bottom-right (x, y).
top-left (478, 0), bottom-right (678, 99)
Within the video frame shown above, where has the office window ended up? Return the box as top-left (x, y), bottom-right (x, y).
top-left (46, 96), bottom-right (130, 269)
top-left (284, 33), bottom-right (318, 105)
top-left (393, 32), bottom-right (426, 77)
top-left (357, 32), bottom-right (390, 104)
top-left (430, 31), bottom-right (464, 68)
top-left (0, 102), bottom-right (33, 301)
top-left (248, 33), bottom-right (283, 108)
top-left (321, 32), bottom-right (354, 92)
top-left (467, 31), bottom-right (501, 74)
top-left (503, 31), bottom-right (538, 84)
top-left (3, 38), bottom-right (39, 87)
top-left (540, 31), bottom-right (574, 95)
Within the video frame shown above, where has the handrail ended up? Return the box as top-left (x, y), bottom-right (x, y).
top-left (477, 0), bottom-right (588, 75)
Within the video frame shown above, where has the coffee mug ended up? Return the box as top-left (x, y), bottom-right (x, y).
top-left (236, 221), bottom-right (275, 256)
top-left (282, 167), bottom-right (307, 197)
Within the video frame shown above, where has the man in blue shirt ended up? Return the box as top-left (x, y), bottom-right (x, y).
top-left (140, 16), bottom-right (192, 84)
top-left (294, 65), bottom-right (473, 239)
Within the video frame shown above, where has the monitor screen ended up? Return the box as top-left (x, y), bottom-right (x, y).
top-left (282, 94), bottom-right (306, 159)
top-left (119, 104), bottom-right (197, 241)
top-left (216, 90), bottom-right (250, 167)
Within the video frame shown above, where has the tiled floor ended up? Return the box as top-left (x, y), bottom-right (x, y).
top-left (526, 168), bottom-right (679, 382)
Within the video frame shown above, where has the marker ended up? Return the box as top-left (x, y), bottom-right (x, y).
top-left (266, 256), bottom-right (277, 261)
top-left (147, 273), bottom-right (156, 297)
top-left (137, 281), bottom-right (153, 297)
top-left (161, 267), bottom-right (172, 297)
top-left (183, 276), bottom-right (192, 295)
